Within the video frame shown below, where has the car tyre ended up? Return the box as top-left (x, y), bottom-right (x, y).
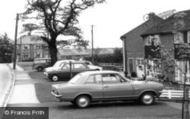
top-left (140, 92), bottom-right (155, 105)
top-left (37, 67), bottom-right (43, 72)
top-left (75, 95), bottom-right (90, 108)
top-left (51, 74), bottom-right (59, 82)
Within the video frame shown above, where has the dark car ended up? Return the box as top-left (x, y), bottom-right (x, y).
top-left (44, 61), bottom-right (97, 81)
top-left (32, 58), bottom-right (51, 71)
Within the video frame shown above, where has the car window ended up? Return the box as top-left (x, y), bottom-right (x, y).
top-left (47, 59), bottom-right (51, 63)
top-left (74, 63), bottom-right (86, 69)
top-left (34, 59), bottom-right (46, 63)
top-left (102, 74), bottom-right (127, 84)
top-left (61, 63), bottom-right (70, 70)
top-left (85, 74), bottom-right (102, 84)
top-left (69, 74), bottom-right (82, 84)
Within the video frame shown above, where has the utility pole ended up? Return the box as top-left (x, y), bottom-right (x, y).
top-left (182, 61), bottom-right (189, 119)
top-left (13, 13), bottom-right (19, 70)
top-left (91, 25), bottom-right (94, 64)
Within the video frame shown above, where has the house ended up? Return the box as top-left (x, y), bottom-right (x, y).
top-left (120, 13), bottom-right (163, 76)
top-left (17, 35), bottom-right (49, 61)
top-left (141, 9), bottom-right (190, 82)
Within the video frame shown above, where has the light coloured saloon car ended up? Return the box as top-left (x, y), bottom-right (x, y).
top-left (51, 71), bottom-right (163, 108)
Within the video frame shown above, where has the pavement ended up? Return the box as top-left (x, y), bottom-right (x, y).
top-left (0, 64), bottom-right (14, 107)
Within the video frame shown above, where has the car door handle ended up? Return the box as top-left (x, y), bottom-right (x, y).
top-left (103, 85), bottom-right (109, 88)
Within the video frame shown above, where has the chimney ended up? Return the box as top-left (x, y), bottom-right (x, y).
top-left (148, 12), bottom-right (157, 20)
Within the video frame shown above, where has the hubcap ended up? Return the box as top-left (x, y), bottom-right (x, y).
top-left (52, 76), bottom-right (58, 81)
top-left (78, 97), bottom-right (88, 107)
top-left (143, 95), bottom-right (153, 104)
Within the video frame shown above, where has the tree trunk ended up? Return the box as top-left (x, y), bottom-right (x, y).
top-left (49, 42), bottom-right (58, 66)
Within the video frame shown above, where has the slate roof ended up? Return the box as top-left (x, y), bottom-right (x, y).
top-left (141, 9), bottom-right (190, 36)
top-left (17, 35), bottom-right (45, 44)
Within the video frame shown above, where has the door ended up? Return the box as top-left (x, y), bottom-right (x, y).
top-left (83, 74), bottom-right (103, 100)
top-left (59, 63), bottom-right (71, 79)
top-left (102, 74), bottom-right (133, 99)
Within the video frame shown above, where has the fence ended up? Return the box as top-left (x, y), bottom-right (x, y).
top-left (160, 90), bottom-right (190, 99)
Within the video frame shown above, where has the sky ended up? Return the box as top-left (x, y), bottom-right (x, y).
top-left (0, 0), bottom-right (190, 48)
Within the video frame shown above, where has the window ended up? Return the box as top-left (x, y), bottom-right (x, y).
top-left (61, 63), bottom-right (70, 70)
top-left (187, 31), bottom-right (190, 43)
top-left (74, 63), bottom-right (86, 69)
top-left (85, 74), bottom-right (102, 84)
top-left (174, 32), bottom-right (184, 44)
top-left (102, 74), bottom-right (126, 84)
top-left (22, 45), bottom-right (30, 50)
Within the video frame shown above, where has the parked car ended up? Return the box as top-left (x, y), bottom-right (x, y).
top-left (44, 61), bottom-right (97, 81)
top-left (32, 58), bottom-right (51, 71)
top-left (81, 61), bottom-right (103, 70)
top-left (51, 70), bottom-right (164, 108)
top-left (44, 59), bottom-right (76, 72)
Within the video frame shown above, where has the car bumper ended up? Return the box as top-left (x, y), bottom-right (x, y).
top-left (51, 91), bottom-right (62, 98)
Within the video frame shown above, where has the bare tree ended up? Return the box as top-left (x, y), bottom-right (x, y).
top-left (21, 0), bottom-right (105, 65)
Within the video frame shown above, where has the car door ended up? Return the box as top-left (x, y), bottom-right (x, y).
top-left (102, 73), bottom-right (134, 99)
top-left (59, 63), bottom-right (71, 79)
top-left (83, 74), bottom-right (104, 100)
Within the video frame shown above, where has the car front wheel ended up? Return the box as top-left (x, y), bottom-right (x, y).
top-left (51, 74), bottom-right (59, 82)
top-left (140, 92), bottom-right (155, 105)
top-left (75, 95), bottom-right (90, 108)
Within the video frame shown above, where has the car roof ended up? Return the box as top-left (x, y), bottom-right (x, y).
top-left (80, 70), bottom-right (120, 75)
top-left (56, 60), bottom-right (76, 63)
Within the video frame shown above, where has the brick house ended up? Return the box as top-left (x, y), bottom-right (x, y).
top-left (141, 10), bottom-right (190, 82)
top-left (120, 13), bottom-right (163, 76)
top-left (17, 35), bottom-right (49, 61)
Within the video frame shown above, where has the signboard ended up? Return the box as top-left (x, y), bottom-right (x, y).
top-left (174, 43), bottom-right (190, 60)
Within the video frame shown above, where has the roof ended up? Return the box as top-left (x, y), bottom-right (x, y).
top-left (17, 35), bottom-right (46, 45)
top-left (141, 9), bottom-right (190, 36)
top-left (120, 13), bottom-right (163, 40)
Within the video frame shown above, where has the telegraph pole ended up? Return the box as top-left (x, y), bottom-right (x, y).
top-left (13, 13), bottom-right (19, 70)
top-left (91, 25), bottom-right (94, 64)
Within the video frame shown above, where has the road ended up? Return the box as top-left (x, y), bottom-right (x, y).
top-left (3, 67), bottom-right (182, 119)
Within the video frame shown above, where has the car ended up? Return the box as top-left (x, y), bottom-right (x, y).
top-left (44, 61), bottom-right (98, 81)
top-left (51, 70), bottom-right (164, 108)
top-left (32, 58), bottom-right (51, 71)
top-left (81, 61), bottom-right (103, 70)
top-left (44, 59), bottom-right (76, 72)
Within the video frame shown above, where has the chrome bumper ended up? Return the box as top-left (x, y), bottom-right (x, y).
top-left (51, 92), bottom-right (62, 98)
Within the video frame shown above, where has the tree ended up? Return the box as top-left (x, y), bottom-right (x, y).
top-left (22, 0), bottom-right (105, 65)
top-left (0, 33), bottom-right (14, 63)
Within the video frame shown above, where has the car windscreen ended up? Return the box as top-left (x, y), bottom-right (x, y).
top-left (53, 61), bottom-right (62, 68)
top-left (69, 74), bottom-right (82, 84)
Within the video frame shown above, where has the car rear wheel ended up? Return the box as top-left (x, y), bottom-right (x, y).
top-left (37, 67), bottom-right (43, 72)
top-left (51, 75), bottom-right (59, 82)
top-left (140, 92), bottom-right (155, 105)
top-left (75, 95), bottom-right (90, 108)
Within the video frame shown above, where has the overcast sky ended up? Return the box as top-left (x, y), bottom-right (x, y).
top-left (0, 0), bottom-right (190, 48)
